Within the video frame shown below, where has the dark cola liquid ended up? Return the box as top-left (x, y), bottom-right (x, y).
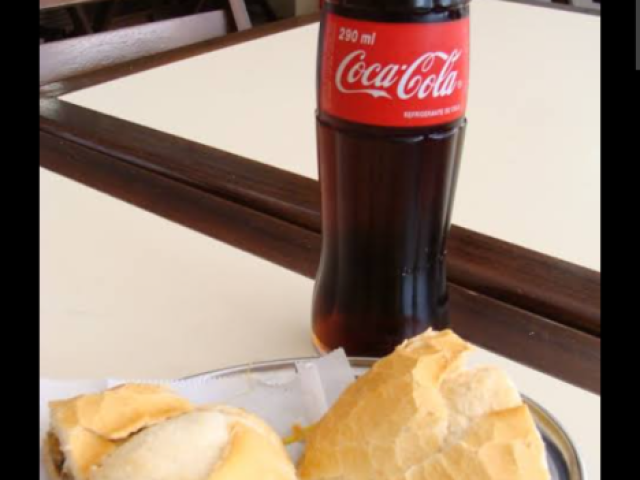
top-left (313, 118), bottom-right (466, 356)
top-left (312, 0), bottom-right (470, 357)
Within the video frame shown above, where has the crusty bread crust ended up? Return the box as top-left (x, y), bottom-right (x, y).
top-left (298, 329), bottom-right (551, 480)
top-left (203, 406), bottom-right (298, 480)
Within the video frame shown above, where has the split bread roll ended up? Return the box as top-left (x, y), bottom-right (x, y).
top-left (298, 329), bottom-right (551, 480)
top-left (44, 384), bottom-right (297, 480)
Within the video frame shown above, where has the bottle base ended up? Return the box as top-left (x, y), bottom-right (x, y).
top-left (311, 334), bottom-right (331, 356)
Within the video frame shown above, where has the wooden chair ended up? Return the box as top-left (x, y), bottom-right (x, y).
top-left (192, 0), bottom-right (254, 31)
top-left (40, 9), bottom-right (229, 85)
top-left (505, 0), bottom-right (600, 12)
top-left (551, 0), bottom-right (600, 7)
top-left (225, 0), bottom-right (252, 30)
top-left (41, 0), bottom-right (255, 34)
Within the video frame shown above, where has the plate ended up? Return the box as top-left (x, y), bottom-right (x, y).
top-left (188, 357), bottom-right (586, 480)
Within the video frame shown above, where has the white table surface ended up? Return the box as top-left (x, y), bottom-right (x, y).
top-left (63, 0), bottom-right (601, 271)
top-left (41, 167), bottom-right (599, 477)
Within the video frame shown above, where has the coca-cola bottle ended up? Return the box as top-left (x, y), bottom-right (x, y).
top-left (312, 0), bottom-right (471, 356)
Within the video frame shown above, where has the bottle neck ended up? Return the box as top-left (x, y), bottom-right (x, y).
top-left (325, 0), bottom-right (470, 23)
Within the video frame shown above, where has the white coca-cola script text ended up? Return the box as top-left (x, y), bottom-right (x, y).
top-left (335, 49), bottom-right (463, 100)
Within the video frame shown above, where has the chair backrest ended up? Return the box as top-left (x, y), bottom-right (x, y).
top-left (40, 9), bottom-right (229, 85)
top-left (229, 0), bottom-right (252, 31)
top-left (568, 0), bottom-right (600, 7)
top-left (506, 0), bottom-right (600, 13)
top-left (551, 0), bottom-right (600, 7)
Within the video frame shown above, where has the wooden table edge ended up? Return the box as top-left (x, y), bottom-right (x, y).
top-left (40, 131), bottom-right (601, 394)
top-left (40, 95), bottom-right (601, 337)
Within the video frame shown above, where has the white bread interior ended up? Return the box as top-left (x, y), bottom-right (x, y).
top-left (297, 329), bottom-right (550, 480)
top-left (92, 407), bottom-right (230, 480)
top-left (92, 405), bottom-right (298, 480)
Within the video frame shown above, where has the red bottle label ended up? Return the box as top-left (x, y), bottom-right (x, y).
top-left (320, 13), bottom-right (470, 128)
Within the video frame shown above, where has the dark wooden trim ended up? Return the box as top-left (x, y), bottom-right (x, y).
top-left (447, 227), bottom-right (600, 337)
top-left (40, 131), bottom-right (600, 394)
top-left (41, 130), bottom-right (321, 278)
top-left (40, 98), bottom-right (601, 337)
top-left (40, 98), bottom-right (320, 231)
top-left (449, 284), bottom-right (599, 395)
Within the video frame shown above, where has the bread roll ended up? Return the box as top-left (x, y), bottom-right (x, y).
top-left (43, 385), bottom-right (297, 480)
top-left (297, 329), bottom-right (550, 480)
top-left (45, 384), bottom-right (194, 480)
